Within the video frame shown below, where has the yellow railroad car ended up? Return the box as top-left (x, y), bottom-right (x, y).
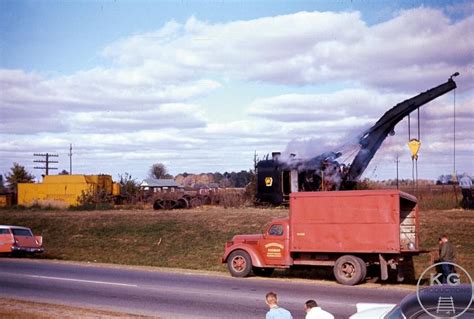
top-left (18, 175), bottom-right (120, 207)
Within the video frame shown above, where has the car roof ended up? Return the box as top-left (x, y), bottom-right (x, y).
top-left (0, 225), bottom-right (31, 230)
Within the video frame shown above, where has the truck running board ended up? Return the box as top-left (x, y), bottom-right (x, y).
top-left (293, 260), bottom-right (335, 266)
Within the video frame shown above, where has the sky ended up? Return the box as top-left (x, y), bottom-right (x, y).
top-left (0, 0), bottom-right (473, 183)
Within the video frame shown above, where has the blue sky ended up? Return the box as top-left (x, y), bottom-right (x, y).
top-left (1, 0), bottom-right (473, 182)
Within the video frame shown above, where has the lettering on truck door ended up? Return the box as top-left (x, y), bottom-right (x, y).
top-left (261, 223), bottom-right (288, 266)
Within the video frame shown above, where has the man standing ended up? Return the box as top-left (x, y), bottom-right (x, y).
top-left (459, 173), bottom-right (472, 208)
top-left (438, 234), bottom-right (456, 284)
top-left (265, 292), bottom-right (293, 319)
top-left (304, 300), bottom-right (334, 319)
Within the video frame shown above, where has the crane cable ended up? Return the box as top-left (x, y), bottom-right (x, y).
top-left (453, 86), bottom-right (457, 182)
top-left (408, 109), bottom-right (421, 191)
top-left (452, 86), bottom-right (458, 202)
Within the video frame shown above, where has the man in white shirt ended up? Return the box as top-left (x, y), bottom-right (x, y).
top-left (305, 299), bottom-right (334, 319)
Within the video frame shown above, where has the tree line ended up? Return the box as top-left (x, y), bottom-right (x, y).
top-left (1, 162), bottom-right (254, 198)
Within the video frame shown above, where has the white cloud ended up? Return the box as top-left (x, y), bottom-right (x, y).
top-left (100, 8), bottom-right (473, 90)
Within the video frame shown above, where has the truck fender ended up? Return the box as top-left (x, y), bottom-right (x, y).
top-left (223, 244), bottom-right (266, 268)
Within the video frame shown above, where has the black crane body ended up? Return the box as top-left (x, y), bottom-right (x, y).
top-left (256, 76), bottom-right (458, 205)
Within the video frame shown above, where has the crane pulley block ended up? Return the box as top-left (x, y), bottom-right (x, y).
top-left (408, 139), bottom-right (421, 160)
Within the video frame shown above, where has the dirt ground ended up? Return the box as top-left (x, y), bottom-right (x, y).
top-left (0, 298), bottom-right (153, 319)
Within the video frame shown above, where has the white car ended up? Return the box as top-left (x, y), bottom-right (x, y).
top-left (350, 284), bottom-right (473, 319)
top-left (350, 303), bottom-right (395, 319)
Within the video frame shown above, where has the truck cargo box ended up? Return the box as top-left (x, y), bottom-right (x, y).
top-left (289, 190), bottom-right (418, 254)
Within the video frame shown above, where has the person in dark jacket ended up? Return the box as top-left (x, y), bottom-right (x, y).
top-left (438, 234), bottom-right (456, 284)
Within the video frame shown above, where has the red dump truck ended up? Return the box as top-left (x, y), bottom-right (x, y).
top-left (222, 190), bottom-right (422, 285)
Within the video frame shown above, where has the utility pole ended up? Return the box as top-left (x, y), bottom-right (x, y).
top-left (34, 153), bottom-right (58, 176)
top-left (69, 144), bottom-right (73, 175)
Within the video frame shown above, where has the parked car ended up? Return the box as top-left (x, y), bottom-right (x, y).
top-left (350, 284), bottom-right (473, 318)
top-left (0, 225), bottom-right (44, 254)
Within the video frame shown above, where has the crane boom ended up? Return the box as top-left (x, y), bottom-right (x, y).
top-left (342, 77), bottom-right (457, 187)
top-left (255, 74), bottom-right (459, 205)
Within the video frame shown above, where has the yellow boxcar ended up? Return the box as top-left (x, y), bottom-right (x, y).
top-left (17, 175), bottom-right (120, 207)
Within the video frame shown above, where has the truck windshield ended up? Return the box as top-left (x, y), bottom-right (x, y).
top-left (268, 224), bottom-right (283, 236)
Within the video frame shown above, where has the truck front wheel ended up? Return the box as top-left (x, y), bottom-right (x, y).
top-left (227, 250), bottom-right (252, 277)
top-left (334, 255), bottom-right (367, 285)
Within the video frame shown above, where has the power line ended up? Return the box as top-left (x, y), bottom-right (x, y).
top-left (34, 153), bottom-right (58, 176)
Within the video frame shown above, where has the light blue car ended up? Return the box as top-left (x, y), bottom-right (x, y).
top-left (350, 284), bottom-right (473, 319)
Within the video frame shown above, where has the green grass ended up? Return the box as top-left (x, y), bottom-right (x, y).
top-left (1, 206), bottom-right (472, 283)
top-left (0, 207), bottom-right (285, 272)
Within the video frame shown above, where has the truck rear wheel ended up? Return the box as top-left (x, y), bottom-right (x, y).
top-left (334, 255), bottom-right (367, 285)
top-left (227, 250), bottom-right (252, 277)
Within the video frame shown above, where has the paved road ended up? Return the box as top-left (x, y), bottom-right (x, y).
top-left (0, 259), bottom-right (412, 318)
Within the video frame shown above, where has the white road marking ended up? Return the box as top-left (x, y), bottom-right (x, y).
top-left (26, 275), bottom-right (138, 287)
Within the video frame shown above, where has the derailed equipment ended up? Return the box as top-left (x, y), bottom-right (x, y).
top-left (17, 174), bottom-right (121, 207)
top-left (256, 75), bottom-right (458, 205)
top-left (140, 185), bottom-right (218, 210)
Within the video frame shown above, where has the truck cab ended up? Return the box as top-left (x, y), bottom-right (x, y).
top-left (222, 218), bottom-right (292, 277)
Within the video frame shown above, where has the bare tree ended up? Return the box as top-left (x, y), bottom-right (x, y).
top-left (149, 163), bottom-right (173, 179)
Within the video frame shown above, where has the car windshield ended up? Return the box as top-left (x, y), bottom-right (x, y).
top-left (11, 229), bottom-right (32, 237)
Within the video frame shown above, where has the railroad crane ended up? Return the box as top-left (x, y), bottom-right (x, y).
top-left (256, 74), bottom-right (459, 205)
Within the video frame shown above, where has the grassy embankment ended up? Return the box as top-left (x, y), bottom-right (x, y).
top-left (1, 203), bottom-right (473, 284)
top-left (0, 298), bottom-right (149, 319)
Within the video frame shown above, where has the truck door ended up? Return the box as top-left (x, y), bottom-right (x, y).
top-left (260, 222), bottom-right (290, 266)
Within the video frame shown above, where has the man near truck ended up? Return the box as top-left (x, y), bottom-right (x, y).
top-left (459, 173), bottom-right (472, 208)
top-left (265, 292), bottom-right (293, 319)
top-left (438, 234), bottom-right (456, 284)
